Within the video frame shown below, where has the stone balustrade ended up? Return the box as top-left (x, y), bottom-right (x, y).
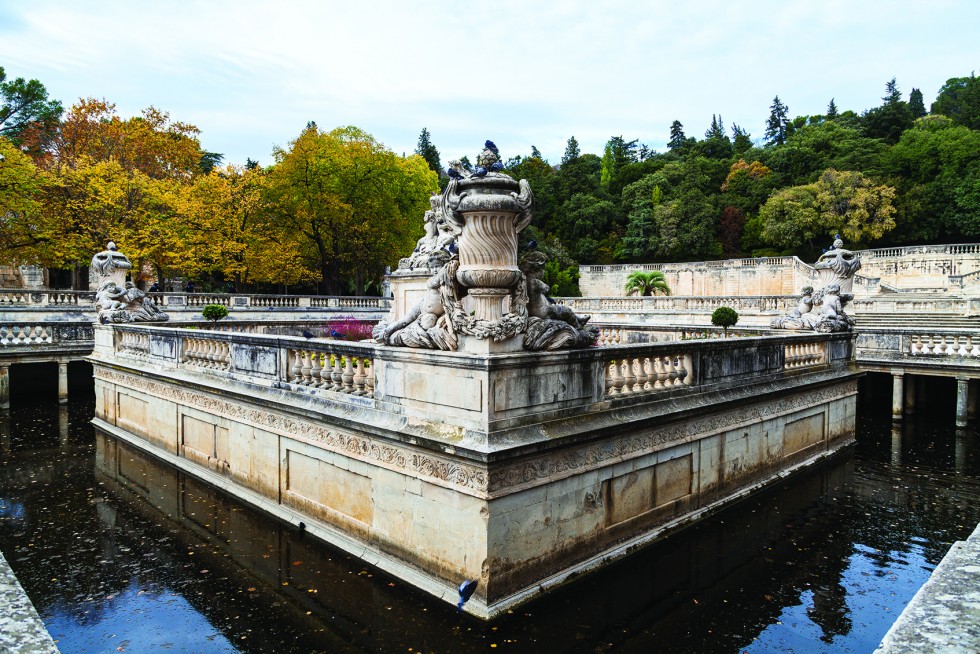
top-left (603, 350), bottom-right (693, 397)
top-left (99, 324), bottom-right (852, 416)
top-left (285, 346), bottom-right (374, 397)
top-left (106, 324), bottom-right (377, 404)
top-left (855, 328), bottom-right (980, 371)
top-left (0, 288), bottom-right (392, 311)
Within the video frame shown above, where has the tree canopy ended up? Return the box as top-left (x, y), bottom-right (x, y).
top-left (3, 66), bottom-right (980, 296)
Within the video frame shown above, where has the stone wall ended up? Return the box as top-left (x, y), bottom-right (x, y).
top-left (89, 323), bottom-right (858, 618)
top-left (580, 244), bottom-right (980, 297)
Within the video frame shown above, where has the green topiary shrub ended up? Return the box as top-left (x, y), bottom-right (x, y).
top-left (711, 306), bottom-right (739, 336)
top-left (201, 304), bottom-right (229, 325)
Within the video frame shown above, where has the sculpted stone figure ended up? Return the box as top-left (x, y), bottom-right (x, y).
top-left (771, 236), bottom-right (860, 333)
top-left (520, 251), bottom-right (591, 329)
top-left (373, 263), bottom-right (457, 350)
top-left (519, 251), bottom-right (597, 350)
top-left (400, 195), bottom-right (460, 271)
top-left (91, 242), bottom-right (170, 323)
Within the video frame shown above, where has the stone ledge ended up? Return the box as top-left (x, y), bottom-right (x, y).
top-left (875, 522), bottom-right (980, 653)
top-left (0, 551), bottom-right (59, 654)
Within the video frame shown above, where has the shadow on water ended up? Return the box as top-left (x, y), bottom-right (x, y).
top-left (1, 370), bottom-right (979, 653)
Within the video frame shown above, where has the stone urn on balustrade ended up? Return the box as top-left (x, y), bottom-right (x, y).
top-left (443, 173), bottom-right (533, 325)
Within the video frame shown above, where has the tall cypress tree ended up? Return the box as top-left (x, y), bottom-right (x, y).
top-left (826, 98), bottom-right (839, 119)
top-left (561, 136), bottom-right (580, 164)
top-left (415, 127), bottom-right (441, 173)
top-left (764, 96), bottom-right (790, 146)
top-left (668, 120), bottom-right (687, 151)
top-left (909, 88), bottom-right (927, 118)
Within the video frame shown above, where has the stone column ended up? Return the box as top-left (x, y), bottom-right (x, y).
top-left (969, 380), bottom-right (977, 421)
top-left (58, 361), bottom-right (69, 404)
top-left (0, 364), bottom-right (9, 411)
top-left (891, 372), bottom-right (904, 421)
top-left (956, 377), bottom-right (969, 428)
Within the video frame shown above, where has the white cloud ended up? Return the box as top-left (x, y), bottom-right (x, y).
top-left (0, 0), bottom-right (977, 164)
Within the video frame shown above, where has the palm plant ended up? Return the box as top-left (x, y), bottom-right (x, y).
top-left (624, 270), bottom-right (671, 297)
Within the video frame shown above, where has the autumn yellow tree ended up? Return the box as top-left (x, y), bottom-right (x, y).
top-left (265, 125), bottom-right (437, 294)
top-left (0, 136), bottom-right (43, 264)
top-left (760, 169), bottom-right (896, 251)
top-left (19, 99), bottom-right (209, 284)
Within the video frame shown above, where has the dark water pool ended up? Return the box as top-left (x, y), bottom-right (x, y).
top-left (2, 375), bottom-right (979, 653)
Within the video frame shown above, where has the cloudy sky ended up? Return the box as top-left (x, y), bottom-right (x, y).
top-left (1, 1), bottom-right (977, 167)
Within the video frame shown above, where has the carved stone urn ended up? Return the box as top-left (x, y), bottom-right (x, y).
top-left (443, 174), bottom-right (533, 322)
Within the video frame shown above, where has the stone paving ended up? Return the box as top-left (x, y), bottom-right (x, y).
top-left (0, 550), bottom-right (59, 653)
top-left (876, 521), bottom-right (980, 653)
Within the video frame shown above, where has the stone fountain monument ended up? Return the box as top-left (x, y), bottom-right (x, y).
top-left (771, 235), bottom-right (862, 332)
top-left (377, 141), bottom-right (596, 352)
top-left (91, 242), bottom-right (169, 324)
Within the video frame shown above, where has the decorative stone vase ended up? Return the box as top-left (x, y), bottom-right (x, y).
top-left (444, 174), bottom-right (533, 322)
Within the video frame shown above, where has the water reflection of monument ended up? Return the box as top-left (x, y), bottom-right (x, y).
top-left (93, 430), bottom-right (859, 651)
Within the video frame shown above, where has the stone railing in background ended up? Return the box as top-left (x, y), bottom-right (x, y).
top-left (0, 289), bottom-right (392, 311)
top-left (558, 295), bottom-right (795, 313)
top-left (855, 328), bottom-right (980, 374)
top-left (0, 290), bottom-right (393, 326)
top-left (594, 323), bottom-right (769, 346)
top-left (0, 321), bottom-right (95, 362)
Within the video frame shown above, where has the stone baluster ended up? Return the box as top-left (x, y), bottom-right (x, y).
top-left (299, 350), bottom-right (313, 385)
top-left (330, 355), bottom-right (344, 391)
top-left (676, 354), bottom-right (690, 385)
top-left (664, 355), bottom-right (679, 386)
top-left (289, 349), bottom-right (303, 383)
top-left (922, 335), bottom-right (934, 355)
top-left (641, 357), bottom-right (654, 391)
top-left (353, 358), bottom-right (367, 395)
top-left (310, 351), bottom-right (324, 388)
top-left (910, 335), bottom-right (922, 355)
top-left (958, 336), bottom-right (970, 357)
top-left (620, 359), bottom-right (636, 395)
top-left (342, 356), bottom-right (355, 393)
top-left (652, 355), bottom-right (667, 389)
top-left (607, 361), bottom-right (624, 396)
top-left (944, 336), bottom-right (957, 356)
top-left (364, 360), bottom-right (375, 397)
top-left (971, 336), bottom-right (980, 357)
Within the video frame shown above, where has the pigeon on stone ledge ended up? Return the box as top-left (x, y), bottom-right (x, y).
top-left (484, 140), bottom-right (499, 157)
top-left (447, 167), bottom-right (463, 180)
top-left (444, 241), bottom-right (459, 256)
top-left (489, 161), bottom-right (504, 172)
top-left (473, 166), bottom-right (488, 177)
top-left (457, 579), bottom-right (478, 613)
top-left (302, 330), bottom-right (315, 339)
